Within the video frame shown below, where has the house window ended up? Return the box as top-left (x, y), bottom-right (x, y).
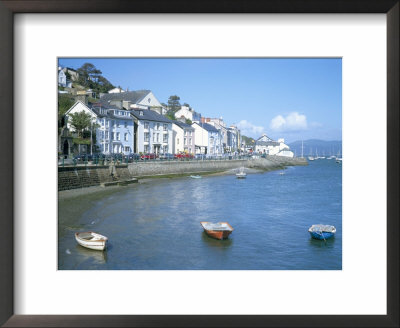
top-left (116, 121), bottom-right (120, 128)
top-left (144, 145), bottom-right (149, 152)
top-left (105, 144), bottom-right (109, 152)
top-left (124, 133), bottom-right (128, 141)
top-left (153, 133), bottom-right (156, 142)
top-left (156, 123), bottom-right (160, 130)
top-left (189, 138), bottom-right (192, 145)
top-left (106, 120), bottom-right (109, 127)
top-left (124, 121), bottom-right (127, 128)
top-left (117, 132), bottom-right (120, 141)
top-left (139, 111), bottom-right (144, 116)
top-left (156, 133), bottom-right (160, 142)
top-left (101, 119), bottom-right (104, 126)
top-left (125, 146), bottom-right (130, 152)
top-left (112, 132), bottom-right (115, 140)
top-left (105, 131), bottom-right (109, 140)
top-left (101, 131), bottom-right (104, 139)
top-left (112, 120), bottom-right (116, 127)
top-left (184, 138), bottom-right (187, 145)
top-left (144, 132), bottom-right (149, 142)
top-left (163, 134), bottom-right (168, 143)
top-left (144, 122), bottom-right (149, 129)
top-left (163, 145), bottom-right (168, 153)
top-left (163, 124), bottom-right (167, 131)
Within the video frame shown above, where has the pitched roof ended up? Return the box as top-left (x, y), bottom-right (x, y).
top-left (89, 105), bottom-right (130, 120)
top-left (99, 90), bottom-right (151, 105)
top-left (256, 140), bottom-right (280, 146)
top-left (131, 109), bottom-right (173, 123)
top-left (173, 121), bottom-right (194, 130)
top-left (195, 122), bottom-right (219, 133)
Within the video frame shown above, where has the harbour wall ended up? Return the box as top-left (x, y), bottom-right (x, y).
top-left (58, 156), bottom-right (308, 191)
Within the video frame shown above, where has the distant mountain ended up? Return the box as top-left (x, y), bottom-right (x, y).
top-left (288, 139), bottom-right (342, 157)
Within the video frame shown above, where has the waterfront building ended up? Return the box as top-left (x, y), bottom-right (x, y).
top-left (172, 121), bottom-right (196, 154)
top-left (206, 118), bottom-right (228, 153)
top-left (227, 125), bottom-right (241, 152)
top-left (65, 101), bottom-right (134, 155)
top-left (100, 90), bottom-right (166, 115)
top-left (130, 109), bottom-right (173, 155)
top-left (255, 134), bottom-right (294, 157)
top-left (192, 122), bottom-right (222, 155)
top-left (175, 105), bottom-right (202, 123)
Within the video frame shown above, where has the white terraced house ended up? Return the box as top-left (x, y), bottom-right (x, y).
top-left (172, 121), bottom-right (195, 154)
top-left (192, 122), bottom-right (223, 155)
top-left (65, 101), bottom-right (134, 155)
top-left (130, 109), bottom-right (173, 154)
top-left (255, 134), bottom-right (294, 157)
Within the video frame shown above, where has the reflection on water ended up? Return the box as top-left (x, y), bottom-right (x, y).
top-left (201, 231), bottom-right (233, 248)
top-left (75, 245), bottom-right (108, 264)
top-left (59, 160), bottom-right (342, 270)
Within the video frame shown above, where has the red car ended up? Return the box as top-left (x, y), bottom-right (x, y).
top-left (174, 153), bottom-right (194, 159)
top-left (141, 153), bottom-right (157, 160)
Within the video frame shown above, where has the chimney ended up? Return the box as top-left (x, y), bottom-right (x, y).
top-left (75, 94), bottom-right (88, 105)
top-left (122, 100), bottom-right (131, 110)
top-left (110, 100), bottom-right (123, 109)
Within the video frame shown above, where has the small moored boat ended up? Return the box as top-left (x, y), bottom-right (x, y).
top-left (308, 224), bottom-right (336, 240)
top-left (200, 221), bottom-right (234, 240)
top-left (236, 167), bottom-right (246, 179)
top-left (190, 175), bottom-right (202, 179)
top-left (75, 231), bottom-right (108, 251)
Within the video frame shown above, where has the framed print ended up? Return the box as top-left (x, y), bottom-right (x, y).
top-left (1, 0), bottom-right (398, 327)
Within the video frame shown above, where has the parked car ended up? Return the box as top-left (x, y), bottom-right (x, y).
top-left (175, 153), bottom-right (194, 159)
top-left (195, 154), bottom-right (206, 160)
top-left (141, 153), bottom-right (157, 160)
top-left (126, 153), bottom-right (141, 161)
top-left (159, 153), bottom-right (175, 160)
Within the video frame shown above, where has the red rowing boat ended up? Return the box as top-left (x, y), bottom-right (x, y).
top-left (200, 221), bottom-right (234, 240)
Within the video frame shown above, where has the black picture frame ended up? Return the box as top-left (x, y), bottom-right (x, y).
top-left (0, 1), bottom-right (398, 327)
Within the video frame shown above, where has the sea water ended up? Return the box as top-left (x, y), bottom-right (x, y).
top-left (58, 159), bottom-right (342, 270)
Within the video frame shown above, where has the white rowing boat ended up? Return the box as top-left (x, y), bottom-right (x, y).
top-left (75, 231), bottom-right (108, 251)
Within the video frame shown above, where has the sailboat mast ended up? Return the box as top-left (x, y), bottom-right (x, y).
top-left (301, 140), bottom-right (304, 158)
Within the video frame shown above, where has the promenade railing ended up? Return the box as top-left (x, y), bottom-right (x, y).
top-left (58, 154), bottom-right (253, 167)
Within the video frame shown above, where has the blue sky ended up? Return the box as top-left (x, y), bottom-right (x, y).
top-left (59, 58), bottom-right (342, 143)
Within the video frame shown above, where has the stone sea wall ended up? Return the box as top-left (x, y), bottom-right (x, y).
top-left (58, 157), bottom-right (308, 191)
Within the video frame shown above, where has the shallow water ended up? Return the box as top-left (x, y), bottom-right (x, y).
top-left (58, 159), bottom-right (342, 270)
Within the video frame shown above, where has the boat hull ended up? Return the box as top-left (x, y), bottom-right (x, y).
top-left (75, 232), bottom-right (107, 251)
top-left (200, 221), bottom-right (234, 240)
top-left (309, 231), bottom-right (335, 240)
top-left (204, 229), bottom-right (232, 240)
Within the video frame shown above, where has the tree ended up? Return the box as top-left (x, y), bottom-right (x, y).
top-left (183, 102), bottom-right (191, 108)
top-left (68, 111), bottom-right (93, 137)
top-left (167, 95), bottom-right (181, 113)
top-left (77, 63), bottom-right (102, 86)
top-left (58, 94), bottom-right (75, 129)
top-left (165, 111), bottom-right (176, 121)
top-left (76, 63), bottom-right (115, 94)
top-left (185, 119), bottom-right (192, 125)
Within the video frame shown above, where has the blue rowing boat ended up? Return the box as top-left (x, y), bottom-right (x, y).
top-left (308, 224), bottom-right (336, 240)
